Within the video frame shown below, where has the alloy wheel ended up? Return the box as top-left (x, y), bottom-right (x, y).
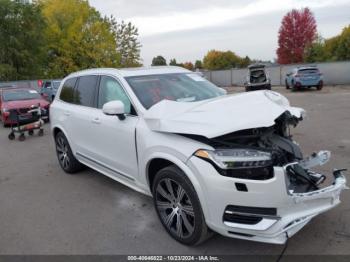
top-left (155, 178), bottom-right (195, 238)
top-left (56, 136), bottom-right (70, 170)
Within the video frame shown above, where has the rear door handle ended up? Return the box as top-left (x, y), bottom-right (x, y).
top-left (91, 117), bottom-right (101, 124)
top-left (64, 111), bottom-right (71, 116)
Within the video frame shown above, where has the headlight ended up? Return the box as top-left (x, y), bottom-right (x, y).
top-left (264, 90), bottom-right (290, 107)
top-left (195, 148), bottom-right (272, 169)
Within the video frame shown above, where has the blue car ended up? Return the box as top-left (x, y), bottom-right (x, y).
top-left (285, 67), bottom-right (323, 91)
top-left (40, 80), bottom-right (61, 102)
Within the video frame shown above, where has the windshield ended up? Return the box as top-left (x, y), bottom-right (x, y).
top-left (2, 89), bottom-right (41, 102)
top-left (126, 73), bottom-right (224, 109)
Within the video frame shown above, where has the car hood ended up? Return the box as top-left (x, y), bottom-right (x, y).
top-left (144, 90), bottom-right (305, 138)
top-left (2, 99), bottom-right (49, 109)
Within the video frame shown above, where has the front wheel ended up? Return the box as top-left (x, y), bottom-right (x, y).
top-left (55, 132), bottom-right (84, 173)
top-left (152, 165), bottom-right (212, 245)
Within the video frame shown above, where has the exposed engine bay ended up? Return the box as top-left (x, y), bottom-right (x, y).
top-left (187, 112), bottom-right (336, 193)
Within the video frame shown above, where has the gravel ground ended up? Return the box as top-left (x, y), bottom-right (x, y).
top-left (0, 86), bottom-right (349, 256)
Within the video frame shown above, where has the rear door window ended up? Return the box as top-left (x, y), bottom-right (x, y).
top-left (75, 75), bottom-right (99, 107)
top-left (60, 78), bottom-right (77, 103)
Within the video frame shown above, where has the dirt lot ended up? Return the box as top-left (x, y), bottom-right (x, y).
top-left (0, 86), bottom-right (349, 256)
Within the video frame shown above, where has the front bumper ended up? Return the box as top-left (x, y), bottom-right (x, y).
top-left (187, 157), bottom-right (347, 244)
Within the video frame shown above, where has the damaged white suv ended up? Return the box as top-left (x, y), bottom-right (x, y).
top-left (50, 67), bottom-right (347, 245)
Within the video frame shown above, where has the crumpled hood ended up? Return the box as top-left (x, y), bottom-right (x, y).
top-left (144, 90), bottom-right (305, 138)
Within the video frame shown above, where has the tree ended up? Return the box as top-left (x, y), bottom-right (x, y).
top-left (238, 56), bottom-right (251, 68)
top-left (304, 35), bottom-right (328, 62)
top-left (182, 62), bottom-right (194, 71)
top-left (325, 25), bottom-right (350, 61)
top-left (0, 0), bottom-right (46, 80)
top-left (203, 50), bottom-right (240, 70)
top-left (110, 19), bottom-right (142, 67)
top-left (169, 58), bottom-right (177, 66)
top-left (194, 60), bottom-right (203, 69)
top-left (304, 25), bottom-right (350, 62)
top-left (41, 0), bottom-right (121, 78)
top-left (152, 56), bottom-right (167, 66)
top-left (277, 8), bottom-right (317, 64)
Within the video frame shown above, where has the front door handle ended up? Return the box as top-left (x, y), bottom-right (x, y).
top-left (64, 111), bottom-right (71, 116)
top-left (91, 117), bottom-right (101, 124)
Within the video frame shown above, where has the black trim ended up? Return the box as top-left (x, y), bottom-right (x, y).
top-left (224, 214), bottom-right (263, 225)
top-left (225, 205), bottom-right (277, 216)
top-left (228, 231), bottom-right (255, 237)
top-left (76, 152), bottom-right (134, 181)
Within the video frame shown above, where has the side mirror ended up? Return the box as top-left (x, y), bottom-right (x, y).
top-left (102, 100), bottom-right (126, 120)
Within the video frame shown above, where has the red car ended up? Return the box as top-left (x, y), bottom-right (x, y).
top-left (0, 88), bottom-right (50, 126)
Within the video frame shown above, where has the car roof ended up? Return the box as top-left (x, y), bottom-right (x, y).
top-left (67, 66), bottom-right (191, 78)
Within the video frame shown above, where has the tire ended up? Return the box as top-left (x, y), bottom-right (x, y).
top-left (38, 129), bottom-right (44, 136)
top-left (8, 133), bottom-right (15, 140)
top-left (317, 81), bottom-right (323, 90)
top-left (291, 81), bottom-right (297, 91)
top-left (245, 86), bottom-right (251, 92)
top-left (152, 165), bottom-right (212, 246)
top-left (18, 134), bottom-right (25, 141)
top-left (55, 132), bottom-right (84, 174)
top-left (285, 80), bottom-right (290, 89)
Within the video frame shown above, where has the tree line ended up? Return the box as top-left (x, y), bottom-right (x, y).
top-left (0, 0), bottom-right (141, 81)
top-left (152, 51), bottom-right (254, 71)
top-left (1, 1), bottom-right (348, 81)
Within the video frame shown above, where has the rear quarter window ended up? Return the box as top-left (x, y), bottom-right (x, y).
top-left (60, 78), bottom-right (77, 103)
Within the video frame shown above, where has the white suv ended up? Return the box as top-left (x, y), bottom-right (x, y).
top-left (50, 67), bottom-right (347, 245)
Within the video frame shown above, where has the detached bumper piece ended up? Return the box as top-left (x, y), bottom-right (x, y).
top-left (222, 169), bottom-right (347, 244)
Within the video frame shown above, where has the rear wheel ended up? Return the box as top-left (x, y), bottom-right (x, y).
top-left (317, 81), bottom-right (323, 90)
top-left (152, 165), bottom-right (212, 245)
top-left (55, 132), bottom-right (83, 173)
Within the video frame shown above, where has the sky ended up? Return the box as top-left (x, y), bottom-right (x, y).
top-left (89, 0), bottom-right (350, 65)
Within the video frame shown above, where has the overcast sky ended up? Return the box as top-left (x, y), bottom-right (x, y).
top-left (89, 0), bottom-right (350, 65)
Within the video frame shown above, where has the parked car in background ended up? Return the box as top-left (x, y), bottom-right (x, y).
top-left (285, 67), bottom-right (323, 91)
top-left (50, 67), bottom-right (346, 246)
top-left (0, 88), bottom-right (50, 126)
top-left (244, 64), bottom-right (271, 92)
top-left (40, 80), bottom-right (61, 102)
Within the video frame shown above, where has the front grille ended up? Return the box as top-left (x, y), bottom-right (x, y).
top-left (18, 108), bottom-right (30, 114)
